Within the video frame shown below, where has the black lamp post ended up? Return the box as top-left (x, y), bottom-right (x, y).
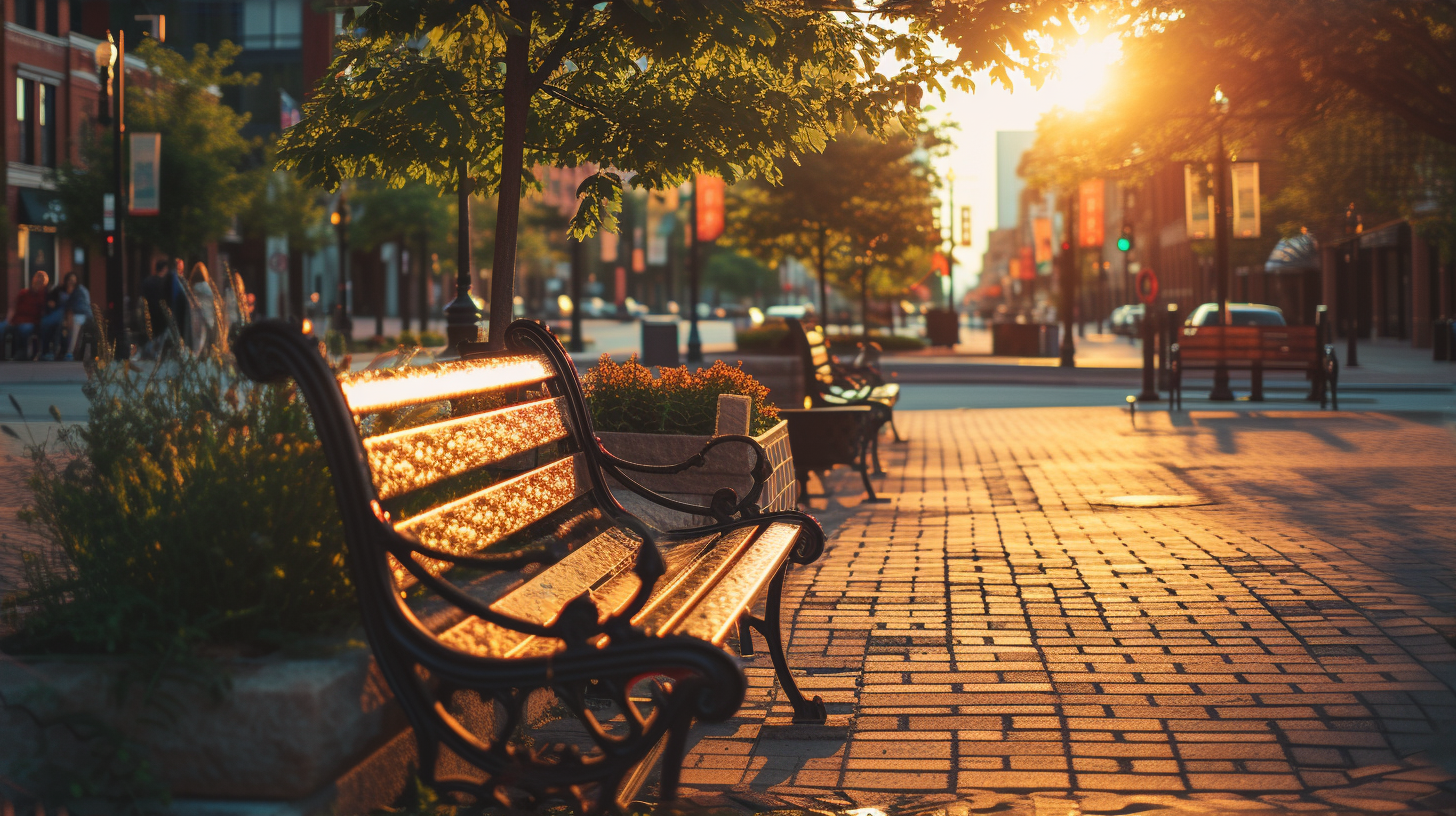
top-left (1209, 86), bottom-right (1235, 401)
top-left (686, 179), bottom-right (703, 363)
top-left (94, 34), bottom-right (128, 358)
top-left (1343, 203), bottom-right (1361, 367)
top-left (332, 193), bottom-right (352, 343)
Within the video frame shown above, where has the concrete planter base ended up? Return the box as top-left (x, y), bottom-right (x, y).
top-left (0, 649), bottom-right (410, 807)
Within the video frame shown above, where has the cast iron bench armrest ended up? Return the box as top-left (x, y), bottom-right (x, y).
top-left (596, 434), bottom-right (771, 523)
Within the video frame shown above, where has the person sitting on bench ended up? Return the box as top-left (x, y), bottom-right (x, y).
top-left (40, 272), bottom-right (91, 360)
top-left (0, 270), bottom-right (50, 360)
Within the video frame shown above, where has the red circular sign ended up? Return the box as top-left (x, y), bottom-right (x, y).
top-left (1136, 268), bottom-right (1160, 304)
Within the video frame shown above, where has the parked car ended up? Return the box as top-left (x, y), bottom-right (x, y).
top-left (1184, 302), bottom-right (1287, 327)
top-left (1110, 304), bottom-right (1145, 335)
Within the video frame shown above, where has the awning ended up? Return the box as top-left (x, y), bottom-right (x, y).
top-left (17, 188), bottom-right (65, 227)
top-left (1264, 233), bottom-right (1319, 274)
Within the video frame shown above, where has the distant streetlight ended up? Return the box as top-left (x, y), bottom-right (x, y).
top-left (94, 33), bottom-right (129, 358)
top-left (1209, 85), bottom-right (1234, 401)
top-left (332, 194), bottom-right (352, 342)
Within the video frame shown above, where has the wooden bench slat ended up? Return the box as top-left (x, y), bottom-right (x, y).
top-left (671, 523), bottom-right (801, 645)
top-left (341, 354), bottom-right (553, 414)
top-left (632, 527), bottom-right (759, 637)
top-left (436, 529), bottom-right (726, 659)
top-left (365, 397), bottom-right (572, 499)
top-left (392, 453), bottom-right (588, 582)
top-left (489, 526), bottom-right (638, 627)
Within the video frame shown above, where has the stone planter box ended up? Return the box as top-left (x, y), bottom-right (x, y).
top-left (597, 419), bottom-right (796, 530)
top-left (0, 648), bottom-right (411, 808)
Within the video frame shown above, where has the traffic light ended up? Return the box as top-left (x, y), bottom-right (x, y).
top-left (1117, 221), bottom-right (1134, 252)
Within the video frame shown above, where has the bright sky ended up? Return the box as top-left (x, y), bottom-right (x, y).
top-left (929, 35), bottom-right (1122, 300)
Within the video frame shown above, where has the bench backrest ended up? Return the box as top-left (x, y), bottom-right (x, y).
top-left (785, 317), bottom-right (874, 405)
top-left (1178, 325), bottom-right (1319, 363)
top-left (236, 320), bottom-right (666, 663)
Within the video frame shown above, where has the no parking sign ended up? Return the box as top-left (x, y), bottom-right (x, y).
top-left (1136, 268), bottom-right (1159, 304)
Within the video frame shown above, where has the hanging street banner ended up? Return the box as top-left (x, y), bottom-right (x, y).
top-left (695, 175), bottom-right (725, 242)
top-left (1184, 164), bottom-right (1214, 239)
top-left (1232, 162), bottom-right (1261, 238)
top-left (129, 132), bottom-right (160, 215)
top-left (1078, 179), bottom-right (1105, 248)
top-left (1033, 217), bottom-right (1053, 266)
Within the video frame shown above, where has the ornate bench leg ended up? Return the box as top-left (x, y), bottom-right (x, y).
top-left (743, 564), bottom-right (827, 724)
top-left (890, 417), bottom-right (906, 443)
top-left (870, 432), bottom-right (885, 476)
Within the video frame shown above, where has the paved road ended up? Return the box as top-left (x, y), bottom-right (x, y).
top-left (676, 408), bottom-right (1456, 814)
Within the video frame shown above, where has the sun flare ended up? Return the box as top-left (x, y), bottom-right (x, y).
top-left (1037, 34), bottom-right (1124, 112)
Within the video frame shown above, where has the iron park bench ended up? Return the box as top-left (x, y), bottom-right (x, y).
top-left (785, 318), bottom-right (903, 471)
top-left (1170, 325), bottom-right (1338, 410)
top-left (236, 318), bottom-right (827, 813)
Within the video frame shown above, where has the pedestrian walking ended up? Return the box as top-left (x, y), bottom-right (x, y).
top-left (140, 260), bottom-right (173, 358)
top-left (186, 262), bottom-right (218, 353)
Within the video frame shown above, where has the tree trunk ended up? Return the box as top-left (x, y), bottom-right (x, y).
top-left (486, 21), bottom-right (534, 349)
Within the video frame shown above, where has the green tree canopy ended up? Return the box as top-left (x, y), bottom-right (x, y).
top-left (274, 0), bottom-right (1092, 346)
top-left (57, 39), bottom-right (259, 259)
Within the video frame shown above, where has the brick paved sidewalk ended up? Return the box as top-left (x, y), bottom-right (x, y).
top-left (678, 408), bottom-right (1456, 815)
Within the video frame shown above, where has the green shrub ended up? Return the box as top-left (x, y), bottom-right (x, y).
top-left (828, 333), bottom-right (926, 353)
top-left (583, 355), bottom-right (778, 436)
top-left (734, 326), bottom-right (791, 354)
top-left (2, 348), bottom-right (353, 657)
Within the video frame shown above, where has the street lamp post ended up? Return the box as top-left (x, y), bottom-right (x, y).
top-left (1343, 203), bottom-right (1361, 367)
top-left (686, 180), bottom-right (703, 363)
top-left (1209, 87), bottom-right (1235, 401)
top-left (331, 193), bottom-right (352, 344)
top-left (1059, 192), bottom-right (1077, 367)
top-left (944, 169), bottom-right (956, 309)
top-left (94, 34), bottom-right (128, 358)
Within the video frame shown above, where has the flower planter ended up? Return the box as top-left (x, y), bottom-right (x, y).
top-left (0, 648), bottom-right (411, 805)
top-left (597, 419), bottom-right (796, 530)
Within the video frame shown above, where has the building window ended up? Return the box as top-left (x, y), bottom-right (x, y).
top-left (15, 0), bottom-right (36, 30)
top-left (17, 79), bottom-right (33, 165)
top-left (241, 0), bottom-right (301, 49)
top-left (44, 0), bottom-right (59, 35)
top-left (39, 82), bottom-right (56, 168)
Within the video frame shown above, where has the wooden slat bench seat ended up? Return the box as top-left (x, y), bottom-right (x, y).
top-left (1171, 324), bottom-right (1338, 409)
top-left (236, 319), bottom-right (827, 814)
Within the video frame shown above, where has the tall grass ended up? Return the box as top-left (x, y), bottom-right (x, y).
top-left (2, 336), bottom-right (353, 657)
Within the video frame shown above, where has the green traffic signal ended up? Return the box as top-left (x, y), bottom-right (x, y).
top-left (1117, 236), bottom-right (1132, 252)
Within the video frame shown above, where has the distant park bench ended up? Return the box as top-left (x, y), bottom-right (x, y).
top-left (236, 318), bottom-right (827, 813)
top-left (1171, 325), bottom-right (1338, 409)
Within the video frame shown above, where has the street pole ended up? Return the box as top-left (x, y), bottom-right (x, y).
top-left (1059, 192), bottom-right (1077, 367)
top-left (568, 234), bottom-right (584, 352)
top-left (444, 160), bottom-right (481, 353)
top-left (97, 33), bottom-right (129, 358)
top-left (1209, 99), bottom-right (1235, 401)
top-left (687, 181), bottom-right (702, 363)
top-left (332, 192), bottom-right (352, 345)
top-left (1344, 204), bottom-right (1361, 367)
top-left (1137, 298), bottom-right (1160, 401)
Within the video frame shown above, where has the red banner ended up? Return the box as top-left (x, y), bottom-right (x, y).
top-left (1018, 246), bottom-right (1036, 280)
top-left (932, 252), bottom-right (950, 277)
top-left (695, 175), bottom-right (725, 242)
top-left (1079, 178), bottom-right (1105, 248)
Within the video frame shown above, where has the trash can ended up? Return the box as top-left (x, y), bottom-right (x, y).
top-left (993, 323), bottom-right (1059, 357)
top-left (925, 308), bottom-right (959, 347)
top-left (1434, 319), bottom-right (1449, 361)
top-left (640, 318), bottom-right (680, 367)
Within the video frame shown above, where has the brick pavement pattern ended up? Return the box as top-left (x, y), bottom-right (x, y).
top-left (678, 408), bottom-right (1456, 814)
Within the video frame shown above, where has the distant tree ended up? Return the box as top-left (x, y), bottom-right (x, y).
top-left (349, 180), bottom-right (457, 333)
top-left (703, 248), bottom-right (777, 305)
top-left (57, 40), bottom-right (258, 260)
top-left (273, 0), bottom-right (1089, 347)
top-left (730, 126), bottom-right (941, 329)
